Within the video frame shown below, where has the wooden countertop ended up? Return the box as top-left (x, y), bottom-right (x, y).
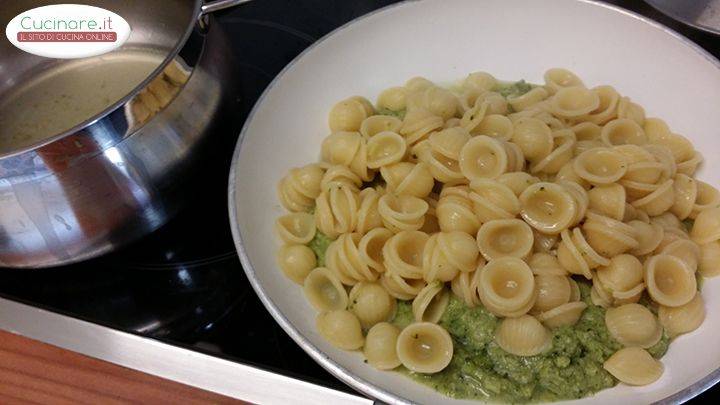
top-left (0, 330), bottom-right (243, 404)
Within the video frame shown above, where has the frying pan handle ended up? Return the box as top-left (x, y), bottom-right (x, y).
top-left (201, 0), bottom-right (253, 15)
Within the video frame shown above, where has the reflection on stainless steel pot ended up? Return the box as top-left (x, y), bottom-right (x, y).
top-left (0, 0), bottom-right (248, 268)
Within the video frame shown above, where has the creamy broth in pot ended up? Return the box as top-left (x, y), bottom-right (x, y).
top-left (0, 50), bottom-right (163, 153)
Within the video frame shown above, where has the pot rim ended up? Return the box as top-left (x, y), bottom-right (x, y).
top-left (0, 0), bottom-right (204, 160)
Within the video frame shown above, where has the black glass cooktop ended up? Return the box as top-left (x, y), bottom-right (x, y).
top-left (1, 0), bottom-right (718, 400)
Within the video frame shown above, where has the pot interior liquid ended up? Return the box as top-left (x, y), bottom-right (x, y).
top-left (0, 50), bottom-right (164, 154)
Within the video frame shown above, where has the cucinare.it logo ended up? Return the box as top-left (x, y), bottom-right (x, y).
top-left (5, 4), bottom-right (131, 59)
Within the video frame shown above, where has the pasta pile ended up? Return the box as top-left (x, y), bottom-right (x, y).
top-left (275, 69), bottom-right (720, 388)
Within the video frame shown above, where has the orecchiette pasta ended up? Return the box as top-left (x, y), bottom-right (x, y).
top-left (405, 76), bottom-right (434, 92)
top-left (349, 282), bottom-right (397, 329)
top-left (610, 282), bottom-right (645, 306)
top-left (643, 144), bottom-right (677, 180)
top-left (320, 164), bottom-right (362, 192)
top-left (530, 129), bottom-right (576, 174)
top-left (317, 310), bottom-right (365, 350)
top-left (497, 171), bottom-right (540, 196)
top-left (464, 71), bottom-right (497, 92)
top-left (304, 267), bottom-right (349, 311)
top-left (677, 151), bottom-right (703, 176)
top-left (661, 239), bottom-right (701, 272)
top-left (623, 161), bottom-right (664, 184)
top-left (378, 193), bottom-right (429, 233)
top-left (376, 87), bottom-right (407, 112)
top-left (356, 188), bottom-right (383, 235)
top-left (588, 184), bottom-right (626, 221)
top-left (406, 85), bottom-right (458, 120)
top-left (459, 135), bottom-right (513, 180)
top-left (364, 322), bottom-right (402, 370)
top-left (436, 186), bottom-right (481, 234)
top-left (396, 322), bottom-right (453, 373)
top-left (658, 293), bottom-right (705, 338)
top-left (511, 118), bottom-right (554, 162)
top-left (326, 233), bottom-right (380, 285)
top-left (557, 228), bottom-right (609, 279)
top-left (603, 347), bottom-right (664, 386)
top-left (460, 98), bottom-right (489, 134)
top-left (400, 108), bottom-right (444, 146)
top-left (573, 147), bottom-right (628, 185)
top-left (468, 179), bottom-right (521, 222)
top-left (382, 230), bottom-right (429, 280)
top-left (533, 229), bottom-right (559, 254)
top-left (601, 118), bottom-right (646, 146)
top-left (412, 281), bottom-right (450, 323)
top-left (366, 131), bottom-right (407, 169)
top-left (699, 240), bottom-right (720, 277)
top-left (543, 68), bottom-right (584, 94)
top-left (550, 86), bottom-right (600, 118)
top-left (329, 96), bottom-right (374, 132)
top-left (582, 212), bottom-right (639, 257)
top-left (476, 219), bottom-right (534, 260)
top-left (423, 231), bottom-right (479, 281)
top-left (651, 211), bottom-right (683, 231)
top-left (671, 174), bottom-right (697, 219)
top-left (596, 254), bottom-right (644, 295)
top-left (571, 121), bottom-right (601, 141)
top-left (429, 127), bottom-right (470, 161)
top-left (605, 303), bottom-right (662, 348)
top-left (690, 206), bottom-right (720, 244)
top-left (380, 271), bottom-right (426, 300)
top-left (495, 315), bottom-right (551, 356)
top-left (519, 182), bottom-right (577, 234)
top-left (358, 228), bottom-right (393, 274)
top-left (380, 162), bottom-right (434, 198)
top-left (528, 252), bottom-right (567, 276)
top-left (631, 179), bottom-right (675, 216)
top-left (617, 97), bottom-right (646, 126)
top-left (321, 131), bottom-right (361, 166)
top-left (531, 275), bottom-right (572, 313)
top-left (450, 260), bottom-right (484, 307)
top-left (278, 164), bottom-right (325, 212)
top-left (582, 86), bottom-right (620, 125)
top-left (508, 87), bottom-right (549, 111)
top-left (574, 139), bottom-right (604, 157)
top-left (590, 278), bottom-right (613, 308)
top-left (360, 115), bottom-right (403, 138)
top-left (690, 180), bottom-right (720, 219)
top-left (477, 257), bottom-right (536, 317)
top-left (654, 227), bottom-right (690, 254)
top-left (555, 161), bottom-right (590, 189)
top-left (276, 212), bottom-right (316, 244)
top-left (277, 244), bottom-right (317, 284)
top-left (414, 139), bottom-right (466, 184)
top-left (315, 184), bottom-right (359, 238)
top-left (474, 114), bottom-right (513, 140)
top-left (644, 254), bottom-right (697, 307)
top-left (538, 301), bottom-right (588, 328)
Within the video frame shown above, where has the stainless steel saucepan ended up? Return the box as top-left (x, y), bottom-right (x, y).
top-left (0, 0), bottom-right (248, 268)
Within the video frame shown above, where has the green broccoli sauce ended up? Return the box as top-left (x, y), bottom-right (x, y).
top-left (307, 232), bottom-right (333, 267)
top-left (393, 281), bottom-right (670, 403)
top-left (494, 80), bottom-right (535, 99)
top-left (376, 108), bottom-right (406, 120)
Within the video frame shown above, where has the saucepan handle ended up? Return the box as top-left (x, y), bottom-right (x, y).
top-left (201, 0), bottom-right (253, 15)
